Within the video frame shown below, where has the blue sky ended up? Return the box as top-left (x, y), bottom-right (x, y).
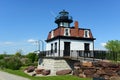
top-left (0, 0), bottom-right (120, 54)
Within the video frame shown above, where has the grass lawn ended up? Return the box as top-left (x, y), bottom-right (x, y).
top-left (0, 68), bottom-right (92, 80)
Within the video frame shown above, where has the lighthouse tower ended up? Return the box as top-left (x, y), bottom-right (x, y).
top-left (55, 10), bottom-right (73, 27)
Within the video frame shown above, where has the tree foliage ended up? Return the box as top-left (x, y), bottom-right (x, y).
top-left (26, 52), bottom-right (37, 63)
top-left (105, 40), bottom-right (120, 61)
top-left (14, 50), bottom-right (23, 58)
top-left (0, 56), bottom-right (22, 70)
top-left (6, 57), bottom-right (22, 70)
top-left (105, 40), bottom-right (120, 52)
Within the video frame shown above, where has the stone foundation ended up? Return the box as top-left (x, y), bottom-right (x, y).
top-left (37, 58), bottom-right (78, 75)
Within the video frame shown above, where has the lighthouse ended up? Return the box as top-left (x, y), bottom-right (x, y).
top-left (38, 10), bottom-right (95, 75)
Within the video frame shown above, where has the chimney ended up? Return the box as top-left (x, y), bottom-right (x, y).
top-left (74, 21), bottom-right (79, 29)
top-left (74, 21), bottom-right (79, 37)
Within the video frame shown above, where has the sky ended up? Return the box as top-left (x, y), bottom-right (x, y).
top-left (0, 0), bottom-right (120, 54)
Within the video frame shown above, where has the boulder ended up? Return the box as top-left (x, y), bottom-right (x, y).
top-left (104, 75), bottom-right (110, 80)
top-left (79, 73), bottom-right (86, 78)
top-left (42, 70), bottom-right (50, 75)
top-left (110, 76), bottom-right (120, 80)
top-left (93, 73), bottom-right (100, 78)
top-left (32, 73), bottom-right (36, 76)
top-left (56, 69), bottom-right (72, 75)
top-left (73, 69), bottom-right (80, 76)
top-left (104, 69), bottom-right (117, 76)
top-left (79, 69), bottom-right (83, 73)
top-left (74, 66), bottom-right (80, 70)
top-left (117, 70), bottom-right (120, 76)
top-left (27, 66), bottom-right (35, 73)
top-left (93, 61), bottom-right (101, 67)
top-left (84, 69), bottom-right (96, 75)
top-left (82, 61), bottom-right (93, 67)
top-left (96, 69), bottom-right (106, 75)
top-left (74, 62), bottom-right (81, 67)
top-left (109, 63), bottom-right (119, 68)
top-left (35, 69), bottom-right (44, 74)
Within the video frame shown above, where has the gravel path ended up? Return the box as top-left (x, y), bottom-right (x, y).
top-left (0, 71), bottom-right (30, 80)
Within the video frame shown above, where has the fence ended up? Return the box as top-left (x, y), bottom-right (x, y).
top-left (38, 50), bottom-right (117, 61)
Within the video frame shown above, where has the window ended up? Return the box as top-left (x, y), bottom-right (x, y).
top-left (64, 28), bottom-right (70, 36)
top-left (60, 22), bottom-right (64, 26)
top-left (51, 44), bottom-right (53, 53)
top-left (51, 31), bottom-right (54, 38)
top-left (55, 42), bottom-right (57, 53)
top-left (59, 22), bottom-right (69, 27)
top-left (64, 22), bottom-right (69, 27)
top-left (84, 30), bottom-right (89, 38)
top-left (65, 29), bottom-right (69, 36)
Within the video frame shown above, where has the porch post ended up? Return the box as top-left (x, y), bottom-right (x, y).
top-left (93, 40), bottom-right (95, 61)
top-left (58, 27), bottom-right (61, 57)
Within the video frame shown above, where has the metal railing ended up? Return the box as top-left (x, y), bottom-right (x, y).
top-left (38, 50), bottom-right (109, 60)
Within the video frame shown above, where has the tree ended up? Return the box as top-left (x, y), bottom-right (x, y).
top-left (105, 40), bottom-right (120, 61)
top-left (26, 52), bottom-right (37, 63)
top-left (14, 50), bottom-right (23, 58)
top-left (8, 57), bottom-right (22, 70)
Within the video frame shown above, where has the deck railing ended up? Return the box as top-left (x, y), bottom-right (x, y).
top-left (38, 50), bottom-right (109, 60)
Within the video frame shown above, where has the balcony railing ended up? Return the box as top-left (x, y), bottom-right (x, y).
top-left (38, 50), bottom-right (109, 61)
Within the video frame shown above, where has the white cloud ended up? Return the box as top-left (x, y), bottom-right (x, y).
top-left (100, 42), bottom-right (106, 47)
top-left (27, 39), bottom-right (37, 43)
top-left (0, 41), bottom-right (14, 46)
top-left (4, 42), bottom-right (14, 45)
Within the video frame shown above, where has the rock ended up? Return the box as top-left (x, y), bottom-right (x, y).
top-left (93, 61), bottom-right (101, 67)
top-left (56, 69), bottom-right (72, 75)
top-left (110, 76), bottom-right (120, 80)
top-left (79, 73), bottom-right (86, 78)
top-left (84, 70), bottom-right (93, 75)
top-left (117, 70), bottom-right (120, 76)
top-left (82, 61), bottom-right (93, 67)
top-left (104, 75), bottom-right (110, 80)
top-left (35, 69), bottom-right (44, 74)
top-left (42, 70), bottom-right (50, 75)
top-left (27, 66), bottom-right (36, 73)
top-left (73, 69), bottom-right (80, 76)
top-left (96, 69), bottom-right (106, 75)
top-left (93, 77), bottom-right (105, 80)
top-left (109, 63), bottom-right (119, 68)
top-left (104, 69), bottom-right (117, 76)
top-left (74, 62), bottom-right (81, 67)
top-left (84, 69), bottom-right (96, 78)
top-left (72, 61), bottom-right (120, 79)
top-left (74, 66), bottom-right (80, 70)
top-left (93, 73), bottom-right (100, 78)
top-left (79, 69), bottom-right (83, 73)
top-left (32, 73), bottom-right (36, 76)
top-left (100, 62), bottom-right (110, 68)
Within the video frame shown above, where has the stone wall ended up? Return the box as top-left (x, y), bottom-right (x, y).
top-left (73, 61), bottom-right (120, 80)
top-left (38, 58), bottom-right (78, 75)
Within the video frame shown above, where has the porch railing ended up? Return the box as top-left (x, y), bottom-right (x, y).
top-left (38, 50), bottom-right (109, 60)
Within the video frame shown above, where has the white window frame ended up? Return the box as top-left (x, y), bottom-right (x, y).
top-left (64, 28), bottom-right (70, 36)
top-left (84, 30), bottom-right (89, 38)
top-left (51, 30), bottom-right (54, 38)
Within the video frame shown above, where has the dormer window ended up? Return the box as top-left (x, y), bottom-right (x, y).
top-left (84, 30), bottom-right (89, 38)
top-left (51, 31), bottom-right (54, 38)
top-left (64, 28), bottom-right (70, 36)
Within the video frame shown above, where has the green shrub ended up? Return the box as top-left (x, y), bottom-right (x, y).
top-left (6, 57), bottom-right (22, 70)
top-left (26, 52), bottom-right (37, 63)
